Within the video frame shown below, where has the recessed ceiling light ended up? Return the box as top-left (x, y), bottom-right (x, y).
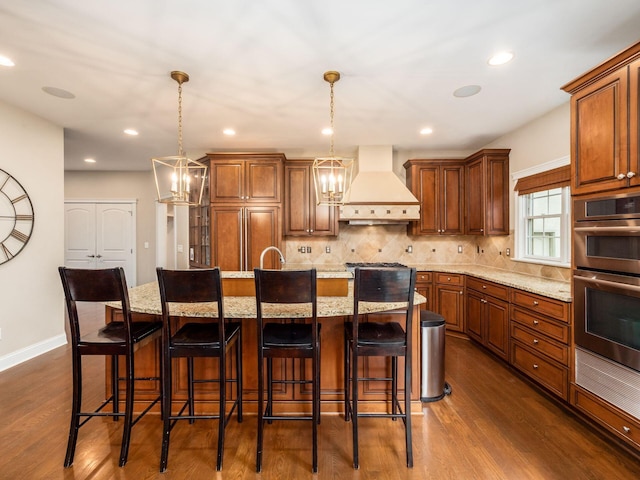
top-left (223, 128), bottom-right (236, 136)
top-left (453, 85), bottom-right (482, 98)
top-left (321, 127), bottom-right (333, 135)
top-left (42, 86), bottom-right (75, 99)
top-left (124, 129), bottom-right (139, 136)
top-left (0, 55), bottom-right (15, 67)
top-left (84, 158), bottom-right (96, 164)
top-left (420, 127), bottom-right (433, 135)
top-left (488, 51), bottom-right (514, 66)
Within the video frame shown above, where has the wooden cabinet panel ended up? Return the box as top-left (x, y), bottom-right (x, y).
top-left (510, 305), bottom-right (570, 344)
top-left (284, 160), bottom-right (337, 236)
top-left (572, 385), bottom-right (640, 451)
top-left (510, 323), bottom-right (569, 364)
top-left (209, 154), bottom-right (283, 203)
top-left (211, 206), bottom-right (243, 271)
top-left (511, 343), bottom-right (568, 399)
top-left (465, 278), bottom-right (509, 361)
top-left (434, 280), bottom-right (464, 333)
top-left (465, 149), bottom-right (510, 236)
top-left (510, 290), bottom-right (570, 322)
top-left (571, 69), bottom-right (628, 195)
top-left (563, 43), bottom-right (640, 195)
top-left (415, 271), bottom-right (433, 312)
top-left (404, 160), bottom-right (464, 235)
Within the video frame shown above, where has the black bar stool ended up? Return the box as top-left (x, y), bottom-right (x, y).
top-left (254, 268), bottom-right (320, 473)
top-left (156, 267), bottom-right (242, 472)
top-left (344, 267), bottom-right (417, 469)
top-left (58, 266), bottom-right (162, 467)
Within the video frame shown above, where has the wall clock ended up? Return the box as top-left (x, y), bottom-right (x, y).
top-left (0, 168), bottom-right (34, 265)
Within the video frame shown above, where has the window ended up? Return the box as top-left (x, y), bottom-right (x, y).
top-left (515, 186), bottom-right (570, 266)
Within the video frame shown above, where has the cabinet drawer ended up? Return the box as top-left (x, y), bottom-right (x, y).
top-left (511, 343), bottom-right (568, 400)
top-left (510, 305), bottom-right (570, 344)
top-left (416, 271), bottom-right (432, 284)
top-left (511, 323), bottom-right (569, 365)
top-left (467, 276), bottom-right (509, 301)
top-left (510, 289), bottom-right (570, 322)
top-left (572, 385), bottom-right (640, 450)
top-left (435, 273), bottom-right (464, 286)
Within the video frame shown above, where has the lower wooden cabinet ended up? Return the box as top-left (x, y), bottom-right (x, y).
top-left (415, 271), bottom-right (433, 312)
top-left (509, 288), bottom-right (571, 401)
top-left (465, 277), bottom-right (509, 361)
top-left (433, 273), bottom-right (465, 333)
top-left (571, 385), bottom-right (640, 452)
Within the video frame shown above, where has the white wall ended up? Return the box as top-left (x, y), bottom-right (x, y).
top-left (0, 101), bottom-right (65, 370)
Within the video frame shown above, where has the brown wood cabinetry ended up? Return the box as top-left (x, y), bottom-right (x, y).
top-left (509, 288), bottom-right (571, 400)
top-left (404, 159), bottom-right (465, 235)
top-left (200, 153), bottom-right (284, 271)
top-left (465, 149), bottom-right (510, 235)
top-left (562, 42), bottom-right (640, 195)
top-left (415, 271), bottom-right (433, 312)
top-left (433, 273), bottom-right (465, 333)
top-left (189, 157), bottom-right (210, 268)
top-left (465, 277), bottom-right (510, 361)
top-left (283, 159), bottom-right (338, 236)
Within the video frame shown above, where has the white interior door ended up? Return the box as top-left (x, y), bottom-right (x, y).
top-left (64, 202), bottom-right (137, 285)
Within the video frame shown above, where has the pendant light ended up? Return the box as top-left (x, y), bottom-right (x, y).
top-left (152, 71), bottom-right (207, 206)
top-left (312, 71), bottom-right (353, 206)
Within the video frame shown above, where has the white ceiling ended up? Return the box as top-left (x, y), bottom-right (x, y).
top-left (1, 0), bottom-right (640, 171)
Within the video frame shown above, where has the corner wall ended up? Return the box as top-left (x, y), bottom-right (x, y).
top-left (0, 101), bottom-right (65, 370)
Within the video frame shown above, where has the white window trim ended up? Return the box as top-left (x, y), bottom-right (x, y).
top-left (513, 187), bottom-right (571, 267)
top-left (511, 156), bottom-right (571, 268)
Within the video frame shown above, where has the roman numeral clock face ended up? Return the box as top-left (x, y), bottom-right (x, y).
top-left (0, 169), bottom-right (34, 265)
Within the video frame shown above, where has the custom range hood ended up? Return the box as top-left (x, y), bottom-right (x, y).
top-left (339, 145), bottom-right (420, 224)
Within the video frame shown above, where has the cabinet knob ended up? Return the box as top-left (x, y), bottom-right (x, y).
top-left (627, 171), bottom-right (636, 179)
top-left (533, 301), bottom-right (539, 306)
top-left (310, 229), bottom-right (314, 233)
top-left (622, 426), bottom-right (631, 434)
top-left (482, 285), bottom-right (487, 289)
top-left (617, 173), bottom-right (627, 180)
top-left (533, 339), bottom-right (539, 345)
top-left (459, 291), bottom-right (463, 295)
top-left (533, 320), bottom-right (539, 326)
top-left (533, 364), bottom-right (539, 369)
top-left (447, 277), bottom-right (451, 281)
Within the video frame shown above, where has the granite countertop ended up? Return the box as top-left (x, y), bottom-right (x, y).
top-left (116, 275), bottom-right (426, 319)
top-left (286, 263), bottom-right (572, 302)
top-left (406, 264), bottom-right (571, 302)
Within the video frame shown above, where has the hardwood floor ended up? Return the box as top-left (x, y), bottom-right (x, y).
top-left (1, 310), bottom-right (639, 479)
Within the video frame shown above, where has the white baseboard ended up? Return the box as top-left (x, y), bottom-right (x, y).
top-left (0, 334), bottom-right (67, 372)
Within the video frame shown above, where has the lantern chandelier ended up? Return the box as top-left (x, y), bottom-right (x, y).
top-left (152, 71), bottom-right (207, 206)
top-left (312, 71), bottom-right (353, 206)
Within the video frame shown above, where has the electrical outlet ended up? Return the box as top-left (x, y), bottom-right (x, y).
top-left (325, 246), bottom-right (331, 253)
top-left (406, 245), bottom-right (413, 253)
top-left (299, 246), bottom-right (306, 253)
top-left (307, 246), bottom-right (312, 254)
top-left (506, 248), bottom-right (511, 257)
top-left (457, 245), bottom-right (463, 253)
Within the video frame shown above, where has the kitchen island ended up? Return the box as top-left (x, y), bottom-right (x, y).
top-left (106, 271), bottom-right (427, 416)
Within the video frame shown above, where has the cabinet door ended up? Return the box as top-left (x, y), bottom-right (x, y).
top-left (571, 68), bottom-right (629, 195)
top-left (210, 160), bottom-right (245, 202)
top-left (414, 165), bottom-right (439, 235)
top-left (284, 163), bottom-right (311, 235)
top-left (465, 158), bottom-right (484, 235)
top-left (211, 205), bottom-right (243, 270)
top-left (484, 154), bottom-right (509, 235)
top-left (435, 284), bottom-right (464, 332)
top-left (245, 159), bottom-right (282, 203)
top-left (630, 58), bottom-right (640, 188)
top-left (465, 289), bottom-right (483, 343)
top-left (485, 296), bottom-right (509, 360)
top-left (440, 164), bottom-right (465, 235)
top-left (245, 206), bottom-right (281, 270)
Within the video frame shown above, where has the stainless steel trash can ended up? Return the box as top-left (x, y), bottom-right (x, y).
top-left (420, 310), bottom-right (451, 402)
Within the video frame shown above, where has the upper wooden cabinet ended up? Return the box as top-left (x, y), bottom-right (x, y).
top-left (283, 159), bottom-right (338, 236)
top-left (465, 149), bottom-right (510, 236)
top-left (207, 152), bottom-right (284, 203)
top-left (404, 159), bottom-right (465, 235)
top-left (562, 42), bottom-right (640, 195)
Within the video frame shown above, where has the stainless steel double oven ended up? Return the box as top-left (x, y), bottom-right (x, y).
top-left (573, 192), bottom-right (640, 373)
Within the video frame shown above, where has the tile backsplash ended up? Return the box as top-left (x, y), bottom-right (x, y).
top-left (284, 224), bottom-right (570, 282)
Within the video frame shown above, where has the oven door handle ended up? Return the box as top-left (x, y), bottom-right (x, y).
top-left (575, 273), bottom-right (640, 292)
top-left (574, 225), bottom-right (640, 233)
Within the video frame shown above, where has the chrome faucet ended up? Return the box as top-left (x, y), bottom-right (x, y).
top-left (259, 246), bottom-right (286, 269)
